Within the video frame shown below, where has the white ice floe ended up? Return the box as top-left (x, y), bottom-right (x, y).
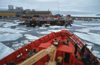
top-left (0, 22), bottom-right (6, 27)
top-left (21, 40), bottom-right (30, 44)
top-left (92, 50), bottom-right (100, 58)
top-left (87, 45), bottom-right (92, 50)
top-left (39, 27), bottom-right (47, 29)
top-left (3, 23), bottom-right (18, 27)
top-left (37, 31), bottom-right (51, 34)
top-left (89, 27), bottom-right (100, 30)
top-left (12, 43), bottom-right (24, 50)
top-left (74, 32), bottom-right (100, 45)
top-left (72, 24), bottom-right (86, 27)
top-left (38, 30), bottom-right (61, 35)
top-left (16, 27), bottom-right (28, 31)
top-left (76, 28), bottom-right (90, 33)
top-left (49, 26), bottom-right (63, 29)
top-left (82, 23), bottom-right (100, 26)
top-left (24, 34), bottom-right (39, 41)
top-left (38, 28), bottom-right (69, 35)
top-left (0, 33), bottom-right (22, 42)
top-left (76, 27), bottom-right (100, 33)
top-left (0, 43), bottom-right (14, 59)
top-left (48, 30), bottom-right (62, 32)
top-left (0, 28), bottom-right (25, 33)
top-left (85, 42), bottom-right (94, 51)
top-left (12, 40), bottom-right (30, 50)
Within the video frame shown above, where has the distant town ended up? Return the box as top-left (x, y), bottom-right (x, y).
top-left (0, 5), bottom-right (52, 18)
top-left (0, 5), bottom-right (100, 21)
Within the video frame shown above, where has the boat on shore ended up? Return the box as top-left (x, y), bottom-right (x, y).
top-left (0, 30), bottom-right (100, 65)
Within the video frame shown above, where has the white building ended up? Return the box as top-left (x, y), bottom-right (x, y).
top-left (16, 7), bottom-right (23, 12)
top-left (8, 5), bottom-right (14, 12)
top-left (8, 5), bottom-right (14, 10)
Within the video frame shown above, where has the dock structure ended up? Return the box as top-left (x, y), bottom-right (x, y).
top-left (20, 17), bottom-right (66, 27)
top-left (71, 16), bottom-right (100, 21)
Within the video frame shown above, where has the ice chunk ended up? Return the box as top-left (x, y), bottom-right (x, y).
top-left (82, 23), bottom-right (100, 26)
top-left (12, 43), bottom-right (24, 50)
top-left (76, 28), bottom-right (90, 33)
top-left (76, 27), bottom-right (100, 33)
top-left (24, 34), bottom-right (39, 41)
top-left (16, 27), bottom-right (28, 31)
top-left (37, 31), bottom-right (51, 34)
top-left (38, 28), bottom-right (69, 35)
top-left (39, 27), bottom-right (47, 29)
top-left (0, 43), bottom-right (14, 59)
top-left (0, 28), bottom-right (25, 33)
top-left (84, 42), bottom-right (94, 50)
top-left (48, 30), bottom-right (62, 32)
top-left (72, 24), bottom-right (86, 27)
top-left (92, 50), bottom-right (100, 58)
top-left (3, 23), bottom-right (18, 27)
top-left (38, 30), bottom-right (61, 35)
top-left (0, 33), bottom-right (23, 42)
top-left (74, 32), bottom-right (100, 45)
top-left (49, 26), bottom-right (63, 29)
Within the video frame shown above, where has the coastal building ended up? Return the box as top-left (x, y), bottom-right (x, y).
top-left (0, 5), bottom-right (52, 18)
top-left (0, 11), bottom-right (16, 18)
top-left (8, 5), bottom-right (14, 11)
top-left (15, 7), bottom-right (23, 12)
top-left (23, 11), bottom-right (52, 17)
top-left (32, 11), bottom-right (52, 16)
top-left (15, 7), bottom-right (23, 17)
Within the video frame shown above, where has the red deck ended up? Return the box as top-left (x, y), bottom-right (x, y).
top-left (0, 30), bottom-right (100, 65)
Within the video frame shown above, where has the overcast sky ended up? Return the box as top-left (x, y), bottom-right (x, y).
top-left (0, 0), bottom-right (100, 14)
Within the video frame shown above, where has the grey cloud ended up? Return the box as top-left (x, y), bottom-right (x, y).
top-left (0, 0), bottom-right (100, 14)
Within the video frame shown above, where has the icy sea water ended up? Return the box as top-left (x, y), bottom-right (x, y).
top-left (0, 19), bottom-right (100, 59)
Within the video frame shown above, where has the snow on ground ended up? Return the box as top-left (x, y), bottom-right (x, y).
top-left (0, 33), bottom-right (23, 42)
top-left (24, 34), bottom-right (39, 41)
top-left (74, 32), bottom-right (100, 45)
top-left (0, 28), bottom-right (25, 33)
top-left (0, 43), bottom-right (14, 59)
